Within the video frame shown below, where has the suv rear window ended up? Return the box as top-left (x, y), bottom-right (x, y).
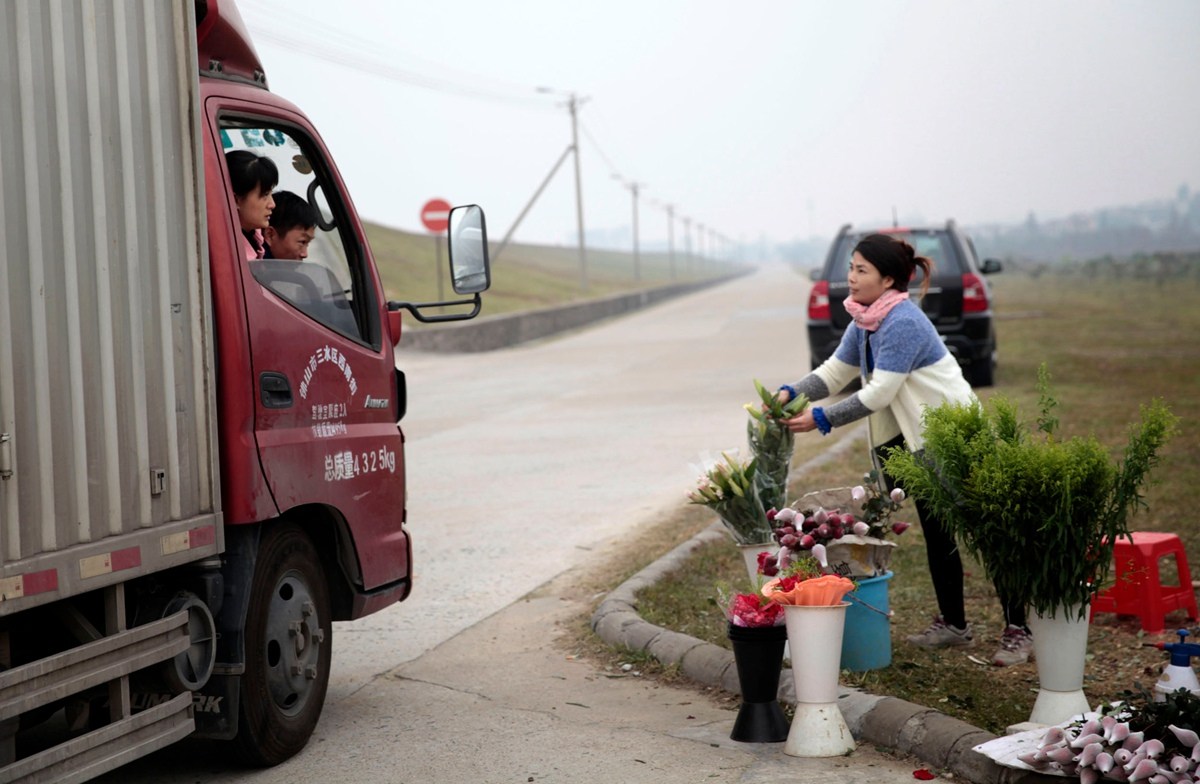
top-left (827, 230), bottom-right (958, 284)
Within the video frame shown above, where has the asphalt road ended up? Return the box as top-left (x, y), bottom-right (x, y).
top-left (99, 264), bottom-right (894, 783)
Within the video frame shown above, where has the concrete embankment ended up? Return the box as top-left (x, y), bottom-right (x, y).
top-left (397, 272), bottom-right (749, 353)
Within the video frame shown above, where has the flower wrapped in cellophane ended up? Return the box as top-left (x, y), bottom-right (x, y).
top-left (720, 588), bottom-right (786, 627)
top-left (743, 380), bottom-right (808, 513)
top-left (687, 451), bottom-right (773, 545)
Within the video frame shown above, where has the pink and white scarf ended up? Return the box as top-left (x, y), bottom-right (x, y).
top-left (843, 289), bottom-right (909, 332)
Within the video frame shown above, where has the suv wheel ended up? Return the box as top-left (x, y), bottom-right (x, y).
top-left (968, 355), bottom-right (995, 388)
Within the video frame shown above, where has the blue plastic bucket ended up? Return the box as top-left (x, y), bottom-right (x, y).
top-left (840, 571), bottom-right (893, 672)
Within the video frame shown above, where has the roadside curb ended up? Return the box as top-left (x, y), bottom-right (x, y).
top-left (590, 427), bottom-right (1056, 784)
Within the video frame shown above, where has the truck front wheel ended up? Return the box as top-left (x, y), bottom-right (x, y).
top-left (235, 523), bottom-right (332, 766)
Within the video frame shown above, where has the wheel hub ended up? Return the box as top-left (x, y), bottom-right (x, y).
top-left (265, 573), bottom-right (325, 715)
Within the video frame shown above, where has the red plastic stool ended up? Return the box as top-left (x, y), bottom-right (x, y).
top-left (1090, 532), bottom-right (1199, 634)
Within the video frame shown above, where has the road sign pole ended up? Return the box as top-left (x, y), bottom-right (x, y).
top-left (420, 198), bottom-right (452, 303)
top-left (435, 234), bottom-right (443, 302)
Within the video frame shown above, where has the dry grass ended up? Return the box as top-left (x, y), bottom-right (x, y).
top-left (364, 220), bottom-right (742, 319)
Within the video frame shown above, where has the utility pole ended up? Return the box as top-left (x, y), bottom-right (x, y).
top-left (613, 176), bottom-right (644, 282)
top-left (682, 216), bottom-right (692, 276)
top-left (666, 204), bottom-right (675, 280)
top-left (539, 87), bottom-right (589, 292)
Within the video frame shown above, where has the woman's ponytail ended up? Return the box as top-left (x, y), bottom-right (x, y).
top-left (853, 233), bottom-right (934, 297)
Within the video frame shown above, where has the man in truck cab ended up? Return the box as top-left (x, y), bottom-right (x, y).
top-left (226, 149), bottom-right (278, 259)
top-left (264, 190), bottom-right (318, 260)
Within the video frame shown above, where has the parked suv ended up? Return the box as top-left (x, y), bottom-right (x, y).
top-left (807, 220), bottom-right (1002, 387)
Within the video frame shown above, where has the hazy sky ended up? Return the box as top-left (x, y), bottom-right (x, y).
top-left (238, 0), bottom-right (1200, 251)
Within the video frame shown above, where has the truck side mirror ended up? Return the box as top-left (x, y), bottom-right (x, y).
top-left (447, 205), bottom-right (491, 295)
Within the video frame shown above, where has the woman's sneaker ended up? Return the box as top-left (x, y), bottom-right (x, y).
top-left (992, 625), bottom-right (1034, 666)
top-left (905, 615), bottom-right (973, 648)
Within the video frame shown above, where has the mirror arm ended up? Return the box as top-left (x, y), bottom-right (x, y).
top-left (387, 294), bottom-right (482, 324)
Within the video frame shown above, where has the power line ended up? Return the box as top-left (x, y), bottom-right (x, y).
top-left (578, 121), bottom-right (623, 180)
top-left (240, 2), bottom-right (552, 110)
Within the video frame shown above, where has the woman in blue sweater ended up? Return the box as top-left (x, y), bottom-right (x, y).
top-left (776, 233), bottom-right (1031, 667)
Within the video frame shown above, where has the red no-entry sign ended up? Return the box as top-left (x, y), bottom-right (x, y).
top-left (420, 198), bottom-right (452, 233)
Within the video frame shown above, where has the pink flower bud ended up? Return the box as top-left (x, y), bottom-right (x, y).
top-left (811, 543), bottom-right (828, 567)
top-left (891, 521), bottom-right (911, 535)
top-left (1128, 758), bottom-right (1159, 782)
top-left (852, 521), bottom-right (871, 536)
top-left (890, 487), bottom-right (906, 503)
top-left (851, 486), bottom-right (866, 502)
top-left (1169, 725), bottom-right (1200, 748)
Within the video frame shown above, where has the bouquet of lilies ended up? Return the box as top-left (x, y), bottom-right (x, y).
top-left (743, 380), bottom-right (808, 513)
top-left (687, 451), bottom-right (773, 545)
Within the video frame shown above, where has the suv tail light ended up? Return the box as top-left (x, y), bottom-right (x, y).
top-left (808, 280), bottom-right (830, 320)
top-left (962, 273), bottom-right (989, 313)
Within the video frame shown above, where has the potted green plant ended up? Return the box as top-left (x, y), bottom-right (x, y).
top-left (883, 365), bottom-right (1178, 724)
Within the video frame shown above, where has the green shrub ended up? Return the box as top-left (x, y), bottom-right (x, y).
top-left (884, 366), bottom-right (1178, 619)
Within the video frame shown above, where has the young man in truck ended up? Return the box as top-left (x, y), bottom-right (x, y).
top-left (264, 190), bottom-right (318, 260)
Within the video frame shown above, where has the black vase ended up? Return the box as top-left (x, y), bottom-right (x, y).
top-left (727, 621), bottom-right (789, 742)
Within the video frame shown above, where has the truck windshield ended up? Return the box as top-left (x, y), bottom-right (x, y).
top-left (221, 123), bottom-right (370, 344)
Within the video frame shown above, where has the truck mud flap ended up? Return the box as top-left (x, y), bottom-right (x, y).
top-left (0, 692), bottom-right (193, 784)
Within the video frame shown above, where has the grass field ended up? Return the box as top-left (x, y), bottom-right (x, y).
top-left (632, 260), bottom-right (1200, 734)
top-left (364, 220), bottom-right (740, 318)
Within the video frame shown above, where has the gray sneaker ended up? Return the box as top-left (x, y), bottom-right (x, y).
top-left (906, 615), bottom-right (973, 648)
top-left (992, 625), bottom-right (1034, 666)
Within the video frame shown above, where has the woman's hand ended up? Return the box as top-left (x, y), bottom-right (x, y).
top-left (763, 389), bottom-right (790, 414)
top-left (781, 409), bottom-right (818, 433)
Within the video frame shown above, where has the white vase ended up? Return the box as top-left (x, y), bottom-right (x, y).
top-left (781, 603), bottom-right (856, 757)
top-left (1027, 604), bottom-right (1091, 725)
top-left (735, 542), bottom-right (776, 585)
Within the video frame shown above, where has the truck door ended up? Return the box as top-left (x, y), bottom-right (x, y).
top-left (212, 111), bottom-right (407, 592)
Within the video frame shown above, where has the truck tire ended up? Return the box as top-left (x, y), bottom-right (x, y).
top-left (234, 523), bottom-right (332, 766)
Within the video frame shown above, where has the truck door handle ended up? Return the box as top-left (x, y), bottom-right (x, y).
top-left (259, 372), bottom-right (293, 409)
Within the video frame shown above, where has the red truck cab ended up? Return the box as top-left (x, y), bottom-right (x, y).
top-left (194, 0), bottom-right (490, 764)
top-left (0, 2), bottom-right (492, 779)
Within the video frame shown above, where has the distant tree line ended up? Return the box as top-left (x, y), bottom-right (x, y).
top-left (1003, 251), bottom-right (1200, 283)
top-left (776, 185), bottom-right (1200, 267)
